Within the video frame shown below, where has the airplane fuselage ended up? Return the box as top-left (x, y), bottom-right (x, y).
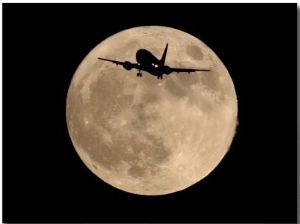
top-left (136, 49), bottom-right (164, 77)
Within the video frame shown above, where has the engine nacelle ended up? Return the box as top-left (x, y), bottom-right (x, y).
top-left (163, 66), bottom-right (172, 75)
top-left (123, 61), bottom-right (133, 70)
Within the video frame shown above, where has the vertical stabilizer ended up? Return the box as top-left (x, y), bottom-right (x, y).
top-left (160, 43), bottom-right (168, 65)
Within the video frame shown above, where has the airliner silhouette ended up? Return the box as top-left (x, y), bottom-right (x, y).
top-left (98, 43), bottom-right (210, 79)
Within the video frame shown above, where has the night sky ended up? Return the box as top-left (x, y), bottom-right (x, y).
top-left (3, 3), bottom-right (296, 223)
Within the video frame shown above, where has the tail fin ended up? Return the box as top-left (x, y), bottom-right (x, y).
top-left (160, 43), bottom-right (168, 65)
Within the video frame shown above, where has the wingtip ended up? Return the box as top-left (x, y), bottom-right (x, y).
top-left (198, 69), bottom-right (210, 72)
top-left (98, 57), bottom-right (107, 61)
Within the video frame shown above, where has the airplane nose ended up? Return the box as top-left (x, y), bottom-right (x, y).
top-left (136, 49), bottom-right (143, 62)
top-left (136, 49), bottom-right (157, 65)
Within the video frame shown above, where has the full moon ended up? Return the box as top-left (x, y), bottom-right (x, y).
top-left (66, 26), bottom-right (238, 195)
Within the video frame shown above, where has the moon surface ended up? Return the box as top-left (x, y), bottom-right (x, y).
top-left (66, 26), bottom-right (238, 195)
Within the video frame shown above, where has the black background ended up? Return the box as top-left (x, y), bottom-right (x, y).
top-left (3, 3), bottom-right (296, 223)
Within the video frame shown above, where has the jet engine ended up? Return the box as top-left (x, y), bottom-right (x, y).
top-left (123, 61), bottom-right (133, 70)
top-left (163, 66), bottom-right (172, 75)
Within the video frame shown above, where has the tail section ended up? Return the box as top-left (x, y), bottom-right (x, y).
top-left (160, 43), bottom-right (168, 65)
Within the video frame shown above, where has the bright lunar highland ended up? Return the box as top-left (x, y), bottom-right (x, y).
top-left (66, 26), bottom-right (238, 195)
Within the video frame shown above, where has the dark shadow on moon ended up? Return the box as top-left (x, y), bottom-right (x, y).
top-left (186, 45), bottom-right (203, 61)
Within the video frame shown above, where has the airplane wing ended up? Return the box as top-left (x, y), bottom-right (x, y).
top-left (98, 57), bottom-right (139, 70)
top-left (98, 57), bottom-right (125, 66)
top-left (169, 67), bottom-right (210, 74)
